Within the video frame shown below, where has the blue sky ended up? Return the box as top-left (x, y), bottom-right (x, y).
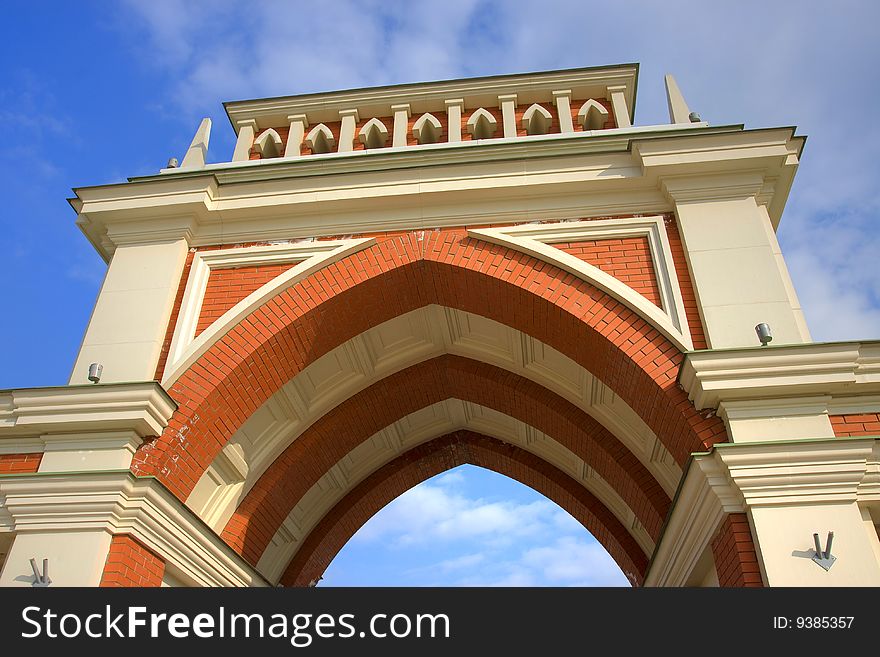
top-left (1, 1), bottom-right (878, 586)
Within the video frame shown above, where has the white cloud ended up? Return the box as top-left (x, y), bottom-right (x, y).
top-left (352, 477), bottom-right (557, 547)
top-left (337, 468), bottom-right (631, 587)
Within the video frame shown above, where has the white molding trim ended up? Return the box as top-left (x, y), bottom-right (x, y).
top-left (163, 238), bottom-right (376, 385)
top-left (680, 341), bottom-right (880, 410)
top-left (468, 217), bottom-right (694, 351)
top-left (0, 382), bottom-right (176, 440)
top-left (0, 471), bottom-right (267, 587)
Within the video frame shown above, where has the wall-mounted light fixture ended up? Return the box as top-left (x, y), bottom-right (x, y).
top-left (755, 323), bottom-right (773, 346)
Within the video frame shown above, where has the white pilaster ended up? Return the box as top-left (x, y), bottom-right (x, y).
top-left (445, 99), bottom-right (464, 142)
top-left (391, 104), bottom-right (411, 148)
top-left (606, 85), bottom-right (632, 129)
top-left (0, 530), bottom-right (112, 587)
top-left (663, 174), bottom-right (810, 348)
top-left (231, 119), bottom-right (257, 162)
top-left (552, 90), bottom-right (574, 133)
top-left (338, 109), bottom-right (360, 152)
top-left (69, 238), bottom-right (189, 384)
top-left (284, 114), bottom-right (309, 158)
top-left (647, 437), bottom-right (880, 586)
top-left (497, 94), bottom-right (518, 139)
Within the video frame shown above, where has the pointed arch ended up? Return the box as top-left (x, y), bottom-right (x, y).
top-left (466, 107), bottom-right (498, 139)
top-left (220, 355), bottom-right (670, 566)
top-left (280, 432), bottom-right (647, 586)
top-left (412, 112), bottom-right (443, 144)
top-left (358, 117), bottom-right (389, 149)
top-left (253, 128), bottom-right (283, 158)
top-left (137, 229), bottom-right (726, 508)
top-left (522, 103), bottom-right (553, 135)
top-left (304, 123), bottom-right (336, 154)
top-left (578, 99), bottom-right (610, 131)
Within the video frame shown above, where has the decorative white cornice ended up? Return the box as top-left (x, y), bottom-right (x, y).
top-left (680, 341), bottom-right (880, 410)
top-left (0, 471), bottom-right (267, 587)
top-left (72, 124), bottom-right (801, 261)
top-left (0, 382), bottom-right (177, 439)
top-left (709, 438), bottom-right (878, 506)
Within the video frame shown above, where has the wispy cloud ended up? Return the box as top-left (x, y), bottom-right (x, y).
top-left (334, 468), bottom-right (629, 587)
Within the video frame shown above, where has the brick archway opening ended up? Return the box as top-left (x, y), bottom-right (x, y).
top-left (220, 355), bottom-right (669, 568)
top-left (281, 431), bottom-right (648, 587)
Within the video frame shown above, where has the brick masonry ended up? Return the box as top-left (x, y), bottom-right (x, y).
top-left (555, 235), bottom-right (661, 307)
top-left (196, 262), bottom-right (296, 336)
top-left (99, 535), bottom-right (165, 587)
top-left (281, 431), bottom-right (648, 587)
top-left (830, 413), bottom-right (880, 437)
top-left (711, 513), bottom-right (763, 587)
top-left (0, 453), bottom-right (42, 473)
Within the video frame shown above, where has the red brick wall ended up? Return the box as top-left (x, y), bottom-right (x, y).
top-left (99, 535), bottom-right (165, 587)
top-left (282, 431), bottom-right (647, 587)
top-left (711, 513), bottom-right (763, 587)
top-left (555, 236), bottom-right (661, 307)
top-left (0, 453), bottom-right (42, 473)
top-left (195, 262), bottom-right (296, 336)
top-left (830, 413), bottom-right (880, 437)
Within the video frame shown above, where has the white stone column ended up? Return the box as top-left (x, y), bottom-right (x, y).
top-left (69, 237), bottom-right (189, 384)
top-left (391, 104), bottom-right (411, 148)
top-left (663, 175), bottom-right (810, 348)
top-left (718, 439), bottom-right (880, 586)
top-left (498, 94), bottom-right (518, 138)
top-left (445, 99), bottom-right (464, 142)
top-left (231, 119), bottom-right (257, 162)
top-left (338, 109), bottom-right (360, 152)
top-left (606, 85), bottom-right (632, 129)
top-left (647, 437), bottom-right (880, 586)
top-left (284, 114), bottom-right (309, 158)
top-left (552, 90), bottom-right (574, 133)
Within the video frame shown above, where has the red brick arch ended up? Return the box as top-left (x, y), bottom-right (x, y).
top-left (220, 355), bottom-right (669, 565)
top-left (281, 431), bottom-right (647, 587)
top-left (133, 228), bottom-right (725, 506)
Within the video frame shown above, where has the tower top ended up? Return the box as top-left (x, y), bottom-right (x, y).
top-left (223, 63), bottom-right (639, 132)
